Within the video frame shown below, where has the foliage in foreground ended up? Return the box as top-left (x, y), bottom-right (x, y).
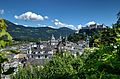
top-left (0, 18), bottom-right (13, 78)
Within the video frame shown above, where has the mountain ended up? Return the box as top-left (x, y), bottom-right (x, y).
top-left (5, 20), bottom-right (75, 41)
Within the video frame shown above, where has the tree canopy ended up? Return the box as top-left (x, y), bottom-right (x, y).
top-left (0, 18), bottom-right (13, 78)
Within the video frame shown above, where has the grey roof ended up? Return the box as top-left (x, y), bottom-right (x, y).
top-left (27, 59), bottom-right (50, 65)
top-left (27, 53), bottom-right (52, 56)
top-left (31, 46), bottom-right (53, 52)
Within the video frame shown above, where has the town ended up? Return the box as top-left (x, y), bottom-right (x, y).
top-left (0, 0), bottom-right (120, 79)
top-left (0, 20), bottom-right (107, 78)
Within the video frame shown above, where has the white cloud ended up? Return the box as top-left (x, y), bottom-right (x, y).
top-left (44, 16), bottom-right (49, 19)
top-left (37, 24), bottom-right (47, 27)
top-left (37, 24), bottom-right (55, 28)
top-left (14, 12), bottom-right (44, 21)
top-left (0, 9), bottom-right (4, 14)
top-left (37, 24), bottom-right (41, 26)
top-left (53, 19), bottom-right (66, 27)
top-left (66, 25), bottom-right (76, 30)
top-left (75, 24), bottom-right (82, 33)
top-left (76, 24), bottom-right (82, 30)
top-left (53, 19), bottom-right (77, 30)
top-left (86, 21), bottom-right (96, 26)
top-left (52, 20), bottom-right (102, 30)
top-left (14, 23), bottom-right (18, 25)
top-left (53, 19), bottom-right (65, 27)
top-left (54, 19), bottom-right (59, 22)
top-left (48, 26), bottom-right (56, 28)
top-left (37, 24), bottom-right (56, 28)
top-left (23, 25), bottom-right (29, 27)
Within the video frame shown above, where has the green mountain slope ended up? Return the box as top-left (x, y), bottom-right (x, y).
top-left (5, 20), bottom-right (75, 41)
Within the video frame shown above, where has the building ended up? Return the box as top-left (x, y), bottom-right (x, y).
top-left (82, 23), bottom-right (106, 29)
top-left (27, 42), bottom-right (53, 59)
top-left (26, 34), bottom-right (62, 64)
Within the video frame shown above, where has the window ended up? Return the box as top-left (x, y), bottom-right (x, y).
top-left (45, 55), bottom-right (47, 58)
top-left (31, 55), bottom-right (33, 58)
top-left (34, 47), bottom-right (37, 49)
top-left (38, 55), bottom-right (40, 58)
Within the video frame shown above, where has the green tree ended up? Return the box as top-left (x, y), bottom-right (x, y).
top-left (68, 33), bottom-right (86, 43)
top-left (12, 52), bottom-right (84, 79)
top-left (94, 27), bottom-right (117, 46)
top-left (82, 45), bottom-right (120, 79)
top-left (0, 18), bottom-right (12, 78)
top-left (112, 11), bottom-right (120, 44)
top-left (41, 52), bottom-right (84, 79)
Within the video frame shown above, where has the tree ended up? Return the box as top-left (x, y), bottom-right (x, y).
top-left (68, 33), bottom-right (86, 43)
top-left (12, 52), bottom-right (84, 79)
top-left (82, 45), bottom-right (120, 79)
top-left (94, 11), bottom-right (120, 46)
top-left (41, 52), bottom-right (84, 79)
top-left (94, 27), bottom-right (117, 46)
top-left (0, 18), bottom-right (12, 78)
top-left (113, 24), bottom-right (120, 44)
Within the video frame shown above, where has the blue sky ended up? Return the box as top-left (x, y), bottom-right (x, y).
top-left (0, 0), bottom-right (120, 30)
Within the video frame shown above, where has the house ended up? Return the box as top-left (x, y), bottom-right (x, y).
top-left (27, 42), bottom-right (54, 59)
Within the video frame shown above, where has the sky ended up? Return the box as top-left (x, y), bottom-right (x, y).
top-left (0, 0), bottom-right (120, 30)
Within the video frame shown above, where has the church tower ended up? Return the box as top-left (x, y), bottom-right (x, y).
top-left (59, 35), bottom-right (62, 42)
top-left (51, 34), bottom-right (55, 41)
top-left (50, 34), bottom-right (56, 45)
top-left (86, 36), bottom-right (89, 47)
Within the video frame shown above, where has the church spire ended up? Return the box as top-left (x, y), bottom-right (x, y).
top-left (59, 35), bottom-right (62, 41)
top-left (51, 34), bottom-right (55, 40)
